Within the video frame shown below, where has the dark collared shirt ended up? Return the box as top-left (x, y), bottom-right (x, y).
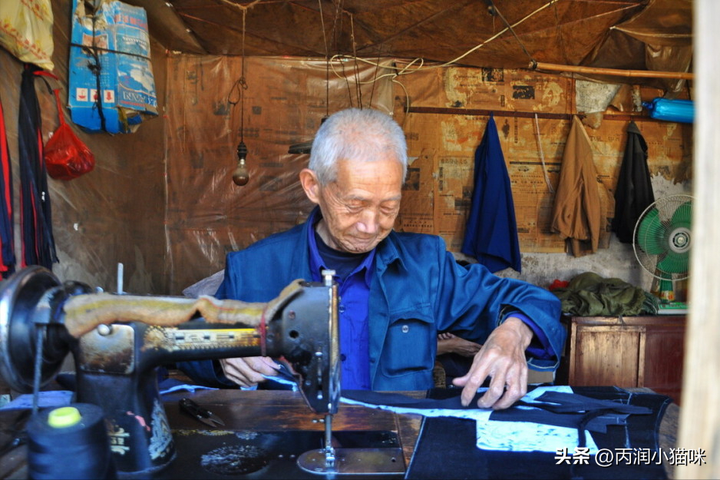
top-left (307, 209), bottom-right (375, 390)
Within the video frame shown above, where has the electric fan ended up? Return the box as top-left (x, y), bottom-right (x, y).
top-left (632, 194), bottom-right (693, 314)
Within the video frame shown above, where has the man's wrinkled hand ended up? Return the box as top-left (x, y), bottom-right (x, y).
top-left (451, 317), bottom-right (533, 410)
top-left (220, 356), bottom-right (280, 387)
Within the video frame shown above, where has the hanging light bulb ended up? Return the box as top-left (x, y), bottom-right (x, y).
top-left (230, 6), bottom-right (251, 186)
top-left (233, 141), bottom-right (249, 186)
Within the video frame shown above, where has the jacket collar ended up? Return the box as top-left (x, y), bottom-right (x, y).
top-left (302, 206), bottom-right (407, 276)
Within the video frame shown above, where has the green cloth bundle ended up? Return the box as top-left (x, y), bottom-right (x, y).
top-left (552, 272), bottom-right (659, 316)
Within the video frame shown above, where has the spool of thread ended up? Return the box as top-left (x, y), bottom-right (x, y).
top-left (27, 403), bottom-right (116, 480)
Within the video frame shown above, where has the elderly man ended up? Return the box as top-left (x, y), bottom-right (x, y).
top-left (179, 108), bottom-right (564, 409)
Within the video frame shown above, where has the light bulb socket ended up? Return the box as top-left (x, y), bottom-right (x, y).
top-left (236, 141), bottom-right (248, 160)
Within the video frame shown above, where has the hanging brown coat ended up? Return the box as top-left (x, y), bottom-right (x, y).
top-left (551, 115), bottom-right (602, 256)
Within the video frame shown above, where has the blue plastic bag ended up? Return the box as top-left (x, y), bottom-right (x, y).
top-left (643, 98), bottom-right (694, 123)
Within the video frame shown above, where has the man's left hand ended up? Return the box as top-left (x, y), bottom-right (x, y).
top-left (451, 316), bottom-right (533, 410)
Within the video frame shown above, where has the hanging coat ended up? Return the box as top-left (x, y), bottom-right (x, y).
top-left (0, 95), bottom-right (15, 278)
top-left (551, 115), bottom-right (602, 256)
top-left (611, 121), bottom-right (655, 243)
top-left (461, 114), bottom-right (521, 273)
top-left (18, 64), bottom-right (57, 269)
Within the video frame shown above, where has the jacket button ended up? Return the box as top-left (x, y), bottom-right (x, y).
top-left (401, 325), bottom-right (409, 333)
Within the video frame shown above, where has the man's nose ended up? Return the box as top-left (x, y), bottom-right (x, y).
top-left (356, 209), bottom-right (380, 234)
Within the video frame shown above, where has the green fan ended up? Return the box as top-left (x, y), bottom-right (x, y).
top-left (633, 194), bottom-right (693, 312)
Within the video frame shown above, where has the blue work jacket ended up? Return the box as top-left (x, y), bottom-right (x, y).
top-left (185, 215), bottom-right (565, 391)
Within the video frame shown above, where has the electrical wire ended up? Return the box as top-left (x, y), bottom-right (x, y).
top-left (325, 0), bottom-right (561, 111)
top-left (318, 0), bottom-right (330, 117)
top-left (226, 7), bottom-right (249, 143)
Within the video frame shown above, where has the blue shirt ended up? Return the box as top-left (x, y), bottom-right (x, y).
top-left (307, 209), bottom-right (374, 390)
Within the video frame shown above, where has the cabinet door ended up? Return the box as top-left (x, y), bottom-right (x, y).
top-left (642, 325), bottom-right (685, 403)
top-left (569, 325), bottom-right (643, 387)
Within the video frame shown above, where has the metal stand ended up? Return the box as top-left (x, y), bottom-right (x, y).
top-left (297, 446), bottom-right (405, 475)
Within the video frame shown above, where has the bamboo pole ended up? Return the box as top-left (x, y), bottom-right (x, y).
top-left (530, 61), bottom-right (694, 80)
top-left (676, 0), bottom-right (720, 478)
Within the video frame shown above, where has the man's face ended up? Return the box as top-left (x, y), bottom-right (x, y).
top-left (311, 157), bottom-right (404, 254)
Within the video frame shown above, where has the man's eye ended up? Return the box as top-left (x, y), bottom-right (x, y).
top-left (347, 205), bottom-right (363, 213)
top-left (381, 205), bottom-right (399, 215)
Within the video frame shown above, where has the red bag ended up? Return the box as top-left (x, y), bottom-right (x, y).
top-left (44, 89), bottom-right (95, 180)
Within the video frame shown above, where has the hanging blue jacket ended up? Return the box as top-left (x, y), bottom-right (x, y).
top-left (462, 114), bottom-right (522, 273)
top-left (179, 212), bottom-right (565, 391)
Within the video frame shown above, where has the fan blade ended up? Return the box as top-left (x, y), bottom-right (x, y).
top-left (637, 208), bottom-right (667, 255)
top-left (657, 249), bottom-right (689, 275)
top-left (671, 201), bottom-right (692, 227)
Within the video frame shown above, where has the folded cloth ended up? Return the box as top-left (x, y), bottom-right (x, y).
top-left (552, 271), bottom-right (659, 316)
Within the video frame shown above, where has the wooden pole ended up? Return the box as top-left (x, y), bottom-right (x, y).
top-left (677, 0), bottom-right (720, 478)
top-left (531, 61), bottom-right (694, 80)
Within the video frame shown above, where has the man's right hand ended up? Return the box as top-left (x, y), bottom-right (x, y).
top-left (220, 356), bottom-right (281, 387)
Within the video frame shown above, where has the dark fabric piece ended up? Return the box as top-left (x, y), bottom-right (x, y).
top-left (406, 386), bottom-right (670, 480)
top-left (0, 95), bottom-right (15, 278)
top-left (611, 121), bottom-right (655, 243)
top-left (461, 114), bottom-right (521, 273)
top-left (342, 388), bottom-right (485, 410)
top-left (492, 407), bottom-right (631, 434)
top-left (526, 390), bottom-right (652, 414)
top-left (343, 388), bottom-right (651, 434)
top-left (18, 64), bottom-right (57, 269)
top-left (492, 391), bottom-right (651, 434)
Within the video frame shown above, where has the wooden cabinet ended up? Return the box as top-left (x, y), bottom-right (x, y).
top-left (557, 315), bottom-right (686, 404)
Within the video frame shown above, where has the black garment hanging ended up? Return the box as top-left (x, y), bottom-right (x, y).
top-left (612, 121), bottom-right (655, 243)
top-left (0, 94), bottom-right (15, 278)
top-left (18, 64), bottom-right (58, 269)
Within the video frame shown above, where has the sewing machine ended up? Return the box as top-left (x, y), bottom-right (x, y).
top-left (0, 266), bottom-right (401, 477)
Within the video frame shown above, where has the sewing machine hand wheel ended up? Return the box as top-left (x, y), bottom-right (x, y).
top-left (0, 266), bottom-right (86, 393)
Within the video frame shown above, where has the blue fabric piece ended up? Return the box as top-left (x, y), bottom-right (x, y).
top-left (461, 114), bottom-right (521, 273)
top-left (307, 209), bottom-right (374, 390)
top-left (179, 206), bottom-right (564, 391)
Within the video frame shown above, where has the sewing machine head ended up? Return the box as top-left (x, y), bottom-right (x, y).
top-left (0, 266), bottom-right (340, 477)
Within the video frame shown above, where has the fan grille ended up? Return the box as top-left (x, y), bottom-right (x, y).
top-left (633, 194), bottom-right (693, 281)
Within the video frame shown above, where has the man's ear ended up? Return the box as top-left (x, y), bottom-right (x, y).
top-left (299, 168), bottom-right (321, 204)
